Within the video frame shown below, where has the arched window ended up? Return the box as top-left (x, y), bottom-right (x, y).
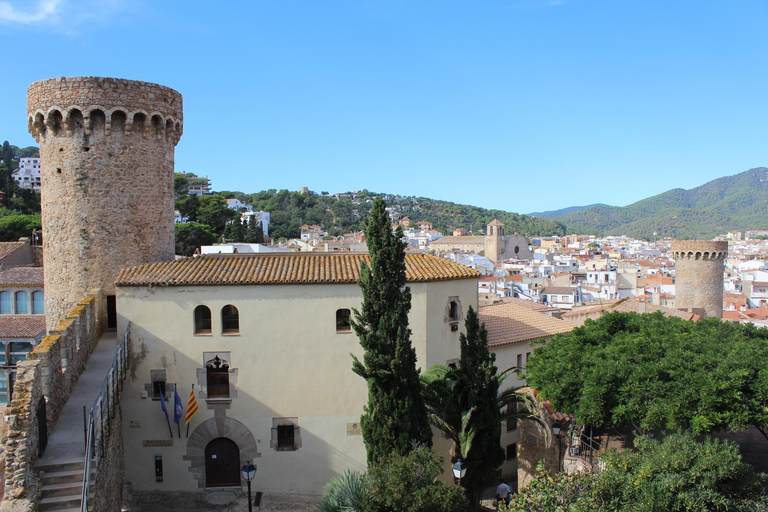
top-left (194, 306), bottom-right (212, 334)
top-left (0, 292), bottom-right (10, 314)
top-left (31, 291), bottom-right (44, 314)
top-left (15, 292), bottom-right (27, 314)
top-left (221, 305), bottom-right (239, 334)
top-left (336, 309), bottom-right (351, 333)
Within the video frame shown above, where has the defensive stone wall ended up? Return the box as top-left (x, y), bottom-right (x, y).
top-left (1, 292), bottom-right (103, 504)
top-left (671, 240), bottom-right (728, 319)
top-left (27, 77), bottom-right (182, 330)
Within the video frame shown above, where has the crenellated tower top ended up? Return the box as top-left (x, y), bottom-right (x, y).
top-left (27, 77), bottom-right (183, 145)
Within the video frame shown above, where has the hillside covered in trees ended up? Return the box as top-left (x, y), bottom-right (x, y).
top-left (552, 167), bottom-right (768, 239)
top-left (224, 189), bottom-right (566, 240)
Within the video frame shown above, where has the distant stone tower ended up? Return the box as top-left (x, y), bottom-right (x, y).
top-left (484, 219), bottom-right (505, 264)
top-left (27, 77), bottom-right (183, 330)
top-left (671, 240), bottom-right (727, 319)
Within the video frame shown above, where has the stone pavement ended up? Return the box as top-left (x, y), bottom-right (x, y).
top-left (37, 331), bottom-right (119, 465)
top-left (127, 491), bottom-right (321, 512)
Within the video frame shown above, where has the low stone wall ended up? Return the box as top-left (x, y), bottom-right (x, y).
top-left (1, 291), bottom-right (104, 505)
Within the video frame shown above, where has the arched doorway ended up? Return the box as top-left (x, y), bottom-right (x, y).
top-left (205, 437), bottom-right (240, 487)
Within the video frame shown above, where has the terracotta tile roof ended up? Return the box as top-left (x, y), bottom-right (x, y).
top-left (560, 298), bottom-right (698, 322)
top-left (638, 276), bottom-right (674, 287)
top-left (0, 267), bottom-right (44, 287)
top-left (542, 286), bottom-right (576, 295)
top-left (430, 236), bottom-right (484, 245)
top-left (0, 316), bottom-right (46, 338)
top-left (116, 253), bottom-right (480, 287)
top-left (480, 302), bottom-right (575, 347)
top-left (0, 242), bottom-right (26, 261)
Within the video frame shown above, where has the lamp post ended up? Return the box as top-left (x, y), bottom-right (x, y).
top-left (552, 420), bottom-right (562, 473)
top-left (241, 460), bottom-right (256, 512)
top-left (452, 459), bottom-right (467, 487)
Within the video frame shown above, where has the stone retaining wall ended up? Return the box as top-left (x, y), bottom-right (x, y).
top-left (1, 291), bottom-right (104, 505)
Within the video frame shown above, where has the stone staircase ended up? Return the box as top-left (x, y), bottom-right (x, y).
top-left (37, 460), bottom-right (90, 512)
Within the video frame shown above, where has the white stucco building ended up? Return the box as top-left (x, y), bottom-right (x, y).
top-left (116, 252), bottom-right (478, 495)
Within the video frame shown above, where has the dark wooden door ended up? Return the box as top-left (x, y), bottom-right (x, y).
top-left (106, 295), bottom-right (117, 330)
top-left (205, 437), bottom-right (240, 487)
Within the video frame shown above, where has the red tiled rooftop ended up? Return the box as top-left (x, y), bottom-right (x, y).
top-left (116, 253), bottom-right (480, 287)
top-left (480, 302), bottom-right (575, 347)
top-left (0, 316), bottom-right (46, 338)
top-left (0, 267), bottom-right (44, 287)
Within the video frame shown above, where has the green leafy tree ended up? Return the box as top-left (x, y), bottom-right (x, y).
top-left (596, 432), bottom-right (768, 512)
top-left (245, 216), bottom-right (265, 244)
top-left (0, 214), bottom-right (42, 242)
top-left (503, 433), bottom-right (768, 512)
top-left (175, 194), bottom-right (199, 223)
top-left (196, 195), bottom-right (239, 235)
top-left (421, 307), bottom-right (545, 504)
top-left (526, 312), bottom-right (768, 436)
top-left (174, 173), bottom-right (189, 199)
top-left (175, 223), bottom-right (218, 256)
top-left (351, 196), bottom-right (431, 463)
top-left (363, 447), bottom-right (468, 512)
top-left (223, 219), bottom-right (246, 243)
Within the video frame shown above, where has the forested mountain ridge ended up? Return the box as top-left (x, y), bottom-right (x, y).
top-left (226, 189), bottom-right (567, 240)
top-left (528, 204), bottom-right (609, 217)
top-left (552, 167), bottom-right (768, 239)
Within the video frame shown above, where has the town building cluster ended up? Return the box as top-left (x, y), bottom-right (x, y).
top-left (1, 76), bottom-right (766, 512)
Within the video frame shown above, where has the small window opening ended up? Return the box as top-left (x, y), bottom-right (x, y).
top-left (195, 305), bottom-right (212, 334)
top-left (277, 425), bottom-right (295, 450)
top-left (336, 309), bottom-right (351, 333)
top-left (271, 417), bottom-right (301, 451)
top-left (221, 305), bottom-right (239, 334)
top-left (151, 370), bottom-right (167, 400)
top-left (506, 443), bottom-right (517, 460)
top-left (206, 355), bottom-right (230, 399)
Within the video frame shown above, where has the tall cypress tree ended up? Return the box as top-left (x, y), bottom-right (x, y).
top-left (457, 306), bottom-right (504, 503)
top-left (351, 196), bottom-right (431, 463)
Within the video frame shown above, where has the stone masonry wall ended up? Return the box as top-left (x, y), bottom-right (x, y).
top-left (516, 409), bottom-right (566, 489)
top-left (90, 400), bottom-right (125, 512)
top-left (671, 240), bottom-right (727, 319)
top-left (27, 77), bottom-right (183, 330)
top-left (1, 292), bottom-right (103, 506)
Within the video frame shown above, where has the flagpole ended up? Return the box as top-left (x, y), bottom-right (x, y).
top-left (160, 387), bottom-right (173, 439)
top-left (165, 414), bottom-right (173, 438)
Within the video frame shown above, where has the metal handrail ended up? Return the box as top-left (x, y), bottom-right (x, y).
top-left (567, 422), bottom-right (602, 467)
top-left (81, 323), bottom-right (131, 512)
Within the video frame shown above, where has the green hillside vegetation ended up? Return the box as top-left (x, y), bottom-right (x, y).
top-left (225, 189), bottom-right (566, 240)
top-left (554, 167), bottom-right (768, 239)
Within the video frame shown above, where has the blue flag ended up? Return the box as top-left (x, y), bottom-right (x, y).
top-left (174, 387), bottom-right (184, 425)
top-left (159, 386), bottom-right (168, 418)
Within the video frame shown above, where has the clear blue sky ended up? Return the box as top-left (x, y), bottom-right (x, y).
top-left (1, 0), bottom-right (766, 214)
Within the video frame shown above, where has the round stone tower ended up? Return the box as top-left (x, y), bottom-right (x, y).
top-left (671, 240), bottom-right (727, 319)
top-left (27, 77), bottom-right (183, 330)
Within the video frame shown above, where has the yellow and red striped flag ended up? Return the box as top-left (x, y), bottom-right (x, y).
top-left (185, 389), bottom-right (199, 426)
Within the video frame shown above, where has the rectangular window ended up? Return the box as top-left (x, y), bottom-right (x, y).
top-left (151, 370), bottom-right (166, 400)
top-left (516, 354), bottom-right (523, 368)
top-left (507, 402), bottom-right (518, 432)
top-left (0, 375), bottom-right (7, 405)
top-left (526, 352), bottom-right (531, 365)
top-left (506, 443), bottom-right (517, 460)
top-left (271, 418), bottom-right (301, 451)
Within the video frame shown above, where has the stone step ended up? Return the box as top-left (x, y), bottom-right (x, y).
top-left (41, 481), bottom-right (83, 499)
top-left (37, 460), bottom-right (85, 474)
top-left (38, 494), bottom-right (82, 512)
top-left (39, 469), bottom-right (84, 486)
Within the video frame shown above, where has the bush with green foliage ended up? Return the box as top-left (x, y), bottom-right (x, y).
top-left (526, 311), bottom-right (768, 435)
top-left (363, 447), bottom-right (468, 512)
top-left (174, 223), bottom-right (218, 256)
top-left (0, 214), bottom-right (41, 242)
top-left (503, 432), bottom-right (768, 512)
top-left (317, 470), bottom-right (368, 512)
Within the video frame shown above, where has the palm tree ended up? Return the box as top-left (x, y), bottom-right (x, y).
top-left (420, 364), bottom-right (549, 465)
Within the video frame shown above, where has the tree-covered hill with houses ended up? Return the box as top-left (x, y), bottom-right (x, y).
top-left (552, 167), bottom-right (768, 239)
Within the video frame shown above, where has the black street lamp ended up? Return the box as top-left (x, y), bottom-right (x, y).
top-left (241, 460), bottom-right (257, 512)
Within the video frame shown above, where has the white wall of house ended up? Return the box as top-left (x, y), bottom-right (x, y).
top-left (117, 277), bottom-right (477, 494)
